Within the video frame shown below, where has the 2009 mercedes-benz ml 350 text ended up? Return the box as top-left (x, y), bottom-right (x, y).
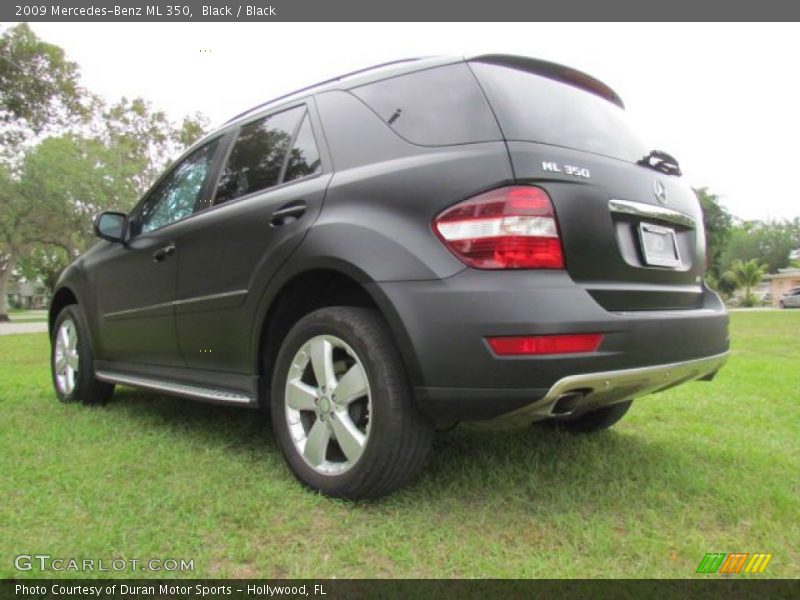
top-left (49, 55), bottom-right (729, 498)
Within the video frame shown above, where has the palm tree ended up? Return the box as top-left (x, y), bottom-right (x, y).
top-left (724, 259), bottom-right (767, 307)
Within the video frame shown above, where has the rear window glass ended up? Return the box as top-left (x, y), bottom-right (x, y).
top-left (470, 62), bottom-right (648, 163)
top-left (350, 63), bottom-right (501, 146)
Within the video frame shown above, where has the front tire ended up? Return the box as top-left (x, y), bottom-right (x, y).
top-left (51, 305), bottom-right (115, 405)
top-left (270, 307), bottom-right (433, 499)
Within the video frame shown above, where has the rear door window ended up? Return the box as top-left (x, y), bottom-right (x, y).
top-left (350, 63), bottom-right (501, 146)
top-left (214, 106), bottom-right (305, 205)
top-left (284, 113), bottom-right (322, 183)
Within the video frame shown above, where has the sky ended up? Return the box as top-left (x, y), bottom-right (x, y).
top-left (28, 22), bottom-right (800, 222)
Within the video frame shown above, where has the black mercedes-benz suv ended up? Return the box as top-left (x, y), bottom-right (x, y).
top-left (49, 55), bottom-right (729, 498)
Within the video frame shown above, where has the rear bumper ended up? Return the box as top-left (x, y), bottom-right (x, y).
top-left (487, 350), bottom-right (728, 426)
top-left (370, 270), bottom-right (730, 423)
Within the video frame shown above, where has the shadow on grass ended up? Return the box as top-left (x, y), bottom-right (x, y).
top-left (420, 423), bottom-right (700, 506)
top-left (104, 387), bottom-right (719, 513)
top-left (107, 388), bottom-right (274, 456)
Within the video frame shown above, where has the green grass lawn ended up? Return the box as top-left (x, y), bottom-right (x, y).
top-left (1, 312), bottom-right (798, 579)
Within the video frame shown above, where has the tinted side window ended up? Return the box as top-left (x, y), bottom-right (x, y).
top-left (284, 114), bottom-right (321, 183)
top-left (214, 106), bottom-right (304, 205)
top-left (139, 138), bottom-right (219, 234)
top-left (350, 63), bottom-right (501, 146)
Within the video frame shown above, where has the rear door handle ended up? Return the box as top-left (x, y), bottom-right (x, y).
top-left (270, 201), bottom-right (306, 226)
top-left (152, 244), bottom-right (176, 262)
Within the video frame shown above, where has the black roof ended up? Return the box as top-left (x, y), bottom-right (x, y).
top-left (222, 54), bottom-right (624, 129)
top-left (224, 56), bottom-right (454, 126)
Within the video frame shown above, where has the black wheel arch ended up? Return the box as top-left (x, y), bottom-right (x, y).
top-left (49, 285), bottom-right (105, 360)
top-left (49, 286), bottom-right (80, 338)
top-left (250, 259), bottom-right (424, 409)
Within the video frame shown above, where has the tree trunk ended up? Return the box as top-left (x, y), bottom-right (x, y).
top-left (0, 256), bottom-right (15, 322)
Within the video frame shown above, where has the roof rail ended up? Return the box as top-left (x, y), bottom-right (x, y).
top-left (224, 57), bottom-right (423, 125)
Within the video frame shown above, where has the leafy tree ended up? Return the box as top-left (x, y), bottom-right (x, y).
top-left (0, 162), bottom-right (47, 321)
top-left (0, 23), bottom-right (88, 165)
top-left (17, 246), bottom-right (70, 294)
top-left (0, 26), bottom-right (210, 320)
top-left (0, 165), bottom-right (23, 320)
top-left (0, 23), bottom-right (91, 320)
top-left (175, 113), bottom-right (209, 149)
top-left (695, 187), bottom-right (732, 280)
top-left (1, 111), bottom-right (208, 321)
top-left (705, 273), bottom-right (737, 299)
top-left (724, 259), bottom-right (767, 307)
top-left (16, 134), bottom-right (141, 260)
top-left (720, 220), bottom-right (800, 275)
top-left (791, 246), bottom-right (800, 269)
top-left (100, 97), bottom-right (208, 197)
top-left (788, 218), bottom-right (800, 268)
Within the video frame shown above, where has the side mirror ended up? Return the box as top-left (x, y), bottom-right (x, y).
top-left (93, 211), bottom-right (127, 243)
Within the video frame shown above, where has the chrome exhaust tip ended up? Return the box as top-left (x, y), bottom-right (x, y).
top-left (551, 391), bottom-right (586, 415)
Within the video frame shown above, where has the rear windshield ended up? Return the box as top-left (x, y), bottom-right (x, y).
top-left (470, 62), bottom-right (648, 163)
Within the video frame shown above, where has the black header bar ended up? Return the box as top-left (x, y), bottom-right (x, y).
top-left (4, 0), bottom-right (800, 21)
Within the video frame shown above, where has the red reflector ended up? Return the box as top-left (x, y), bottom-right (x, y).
top-left (487, 334), bottom-right (603, 356)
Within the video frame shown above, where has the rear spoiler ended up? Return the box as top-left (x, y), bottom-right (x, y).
top-left (468, 54), bottom-right (625, 109)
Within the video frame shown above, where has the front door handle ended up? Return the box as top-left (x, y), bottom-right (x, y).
top-left (270, 201), bottom-right (306, 226)
top-left (152, 243), bottom-right (176, 262)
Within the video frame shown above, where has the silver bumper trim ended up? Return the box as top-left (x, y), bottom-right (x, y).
top-left (489, 351), bottom-right (729, 427)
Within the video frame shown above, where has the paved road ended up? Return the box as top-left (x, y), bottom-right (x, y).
top-left (0, 322), bottom-right (48, 335)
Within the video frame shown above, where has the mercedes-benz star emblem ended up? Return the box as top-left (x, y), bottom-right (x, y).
top-left (653, 180), bottom-right (667, 205)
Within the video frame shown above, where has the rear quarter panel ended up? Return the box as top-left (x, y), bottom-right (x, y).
top-left (309, 89), bottom-right (515, 282)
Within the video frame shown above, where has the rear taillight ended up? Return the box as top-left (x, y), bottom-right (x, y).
top-left (433, 186), bottom-right (564, 269)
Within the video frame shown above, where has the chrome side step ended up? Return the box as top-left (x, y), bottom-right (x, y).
top-left (95, 370), bottom-right (252, 405)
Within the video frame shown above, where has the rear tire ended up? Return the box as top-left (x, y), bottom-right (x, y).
top-left (270, 307), bottom-right (433, 499)
top-left (51, 305), bottom-right (115, 405)
top-left (546, 400), bottom-right (633, 434)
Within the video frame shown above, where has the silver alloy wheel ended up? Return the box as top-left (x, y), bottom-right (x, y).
top-left (54, 318), bottom-right (80, 395)
top-left (284, 334), bottom-right (372, 475)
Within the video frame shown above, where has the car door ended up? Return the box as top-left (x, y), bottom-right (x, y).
top-left (92, 137), bottom-right (223, 366)
top-left (172, 102), bottom-right (332, 372)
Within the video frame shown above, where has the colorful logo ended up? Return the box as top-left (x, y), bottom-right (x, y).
top-left (696, 552), bottom-right (772, 574)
